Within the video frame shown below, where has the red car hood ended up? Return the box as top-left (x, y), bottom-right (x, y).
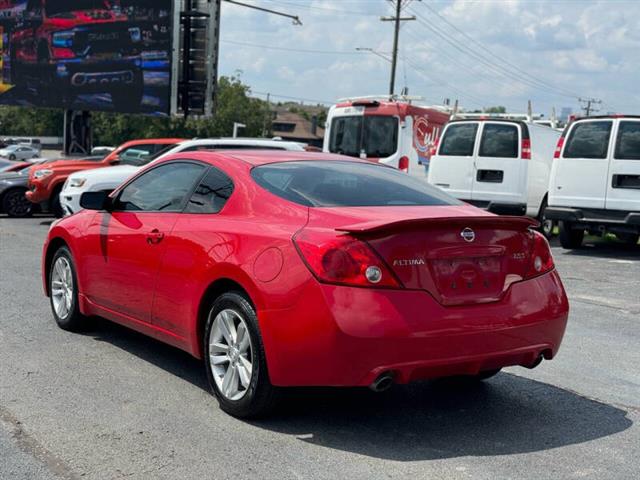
top-left (46, 10), bottom-right (127, 28)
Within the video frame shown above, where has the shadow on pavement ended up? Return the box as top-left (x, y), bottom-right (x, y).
top-left (550, 237), bottom-right (640, 261)
top-left (86, 318), bottom-right (633, 462)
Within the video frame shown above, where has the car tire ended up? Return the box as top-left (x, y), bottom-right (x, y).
top-left (2, 188), bottom-right (33, 218)
top-left (538, 200), bottom-right (555, 239)
top-left (49, 246), bottom-right (86, 332)
top-left (617, 233), bottom-right (639, 246)
top-left (203, 291), bottom-right (280, 418)
top-left (559, 221), bottom-right (584, 249)
top-left (50, 186), bottom-right (64, 218)
top-left (9, 154), bottom-right (15, 161)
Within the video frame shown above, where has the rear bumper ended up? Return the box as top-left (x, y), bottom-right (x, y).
top-left (260, 271), bottom-right (569, 387)
top-left (464, 199), bottom-right (527, 216)
top-left (546, 207), bottom-right (640, 227)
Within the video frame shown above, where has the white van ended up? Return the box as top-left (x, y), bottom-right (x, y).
top-left (428, 119), bottom-right (561, 233)
top-left (547, 116), bottom-right (640, 248)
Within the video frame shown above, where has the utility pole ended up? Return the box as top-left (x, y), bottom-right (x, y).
top-left (381, 1), bottom-right (418, 96)
top-left (579, 97), bottom-right (602, 117)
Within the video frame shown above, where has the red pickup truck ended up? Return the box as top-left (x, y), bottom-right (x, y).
top-left (10, 0), bottom-right (144, 111)
top-left (27, 138), bottom-right (184, 217)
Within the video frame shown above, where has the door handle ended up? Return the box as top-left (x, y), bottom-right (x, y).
top-left (147, 229), bottom-right (165, 245)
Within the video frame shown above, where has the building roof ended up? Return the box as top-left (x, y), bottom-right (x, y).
top-left (272, 110), bottom-right (325, 142)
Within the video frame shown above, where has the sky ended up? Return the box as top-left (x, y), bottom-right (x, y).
top-left (219, 0), bottom-right (640, 118)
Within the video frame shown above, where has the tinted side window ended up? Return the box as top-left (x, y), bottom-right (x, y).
top-left (615, 121), bottom-right (640, 160)
top-left (439, 123), bottom-right (478, 156)
top-left (115, 162), bottom-right (205, 212)
top-left (479, 124), bottom-right (519, 158)
top-left (564, 121), bottom-right (612, 159)
top-left (185, 167), bottom-right (234, 214)
top-left (251, 161), bottom-right (462, 207)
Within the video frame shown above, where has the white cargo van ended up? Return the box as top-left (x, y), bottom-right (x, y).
top-left (428, 119), bottom-right (560, 233)
top-left (547, 115), bottom-right (640, 248)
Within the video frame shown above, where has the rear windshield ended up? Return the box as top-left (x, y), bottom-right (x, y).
top-left (615, 121), bottom-right (640, 160)
top-left (439, 123), bottom-right (478, 156)
top-left (328, 116), bottom-right (398, 159)
top-left (479, 123), bottom-right (519, 158)
top-left (251, 161), bottom-right (462, 208)
top-left (564, 121), bottom-right (612, 159)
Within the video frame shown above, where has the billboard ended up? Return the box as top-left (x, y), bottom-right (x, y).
top-left (0, 0), bottom-right (174, 115)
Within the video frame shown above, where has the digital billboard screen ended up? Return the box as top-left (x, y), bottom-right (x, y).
top-left (0, 0), bottom-right (174, 115)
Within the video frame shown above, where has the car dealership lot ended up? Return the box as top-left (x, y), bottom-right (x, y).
top-left (0, 217), bottom-right (638, 480)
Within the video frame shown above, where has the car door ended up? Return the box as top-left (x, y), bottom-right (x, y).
top-left (428, 122), bottom-right (479, 201)
top-left (605, 119), bottom-right (640, 211)
top-left (81, 161), bottom-right (206, 322)
top-left (551, 119), bottom-right (613, 209)
top-left (472, 122), bottom-right (526, 205)
top-left (151, 166), bottom-right (236, 338)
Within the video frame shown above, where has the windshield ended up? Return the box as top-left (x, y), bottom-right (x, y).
top-left (46, 0), bottom-right (113, 16)
top-left (329, 115), bottom-right (399, 158)
top-left (251, 160), bottom-right (462, 208)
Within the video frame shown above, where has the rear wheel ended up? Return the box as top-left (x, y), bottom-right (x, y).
top-left (617, 233), bottom-right (639, 246)
top-left (203, 292), bottom-right (279, 418)
top-left (2, 188), bottom-right (33, 218)
top-left (538, 200), bottom-right (555, 238)
top-left (49, 246), bottom-right (87, 331)
top-left (559, 221), bottom-right (584, 249)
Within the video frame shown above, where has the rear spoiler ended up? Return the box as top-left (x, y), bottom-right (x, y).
top-left (335, 216), bottom-right (539, 234)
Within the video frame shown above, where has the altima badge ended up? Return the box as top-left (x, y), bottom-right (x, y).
top-left (461, 228), bottom-right (476, 243)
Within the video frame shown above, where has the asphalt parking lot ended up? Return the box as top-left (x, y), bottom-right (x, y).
top-left (1, 217), bottom-right (638, 480)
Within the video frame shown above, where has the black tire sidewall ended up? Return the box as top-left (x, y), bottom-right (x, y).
top-left (49, 246), bottom-right (83, 331)
top-left (559, 221), bottom-right (584, 249)
top-left (203, 292), bottom-right (276, 418)
top-left (3, 188), bottom-right (32, 218)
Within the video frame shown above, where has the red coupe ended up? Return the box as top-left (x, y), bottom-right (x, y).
top-left (42, 151), bottom-right (569, 418)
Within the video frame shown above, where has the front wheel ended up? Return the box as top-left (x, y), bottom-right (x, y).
top-left (2, 188), bottom-right (33, 218)
top-left (204, 292), bottom-right (279, 418)
top-left (49, 246), bottom-right (87, 331)
top-left (9, 154), bottom-right (15, 161)
top-left (559, 221), bottom-right (584, 249)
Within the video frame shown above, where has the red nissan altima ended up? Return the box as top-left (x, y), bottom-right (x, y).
top-left (42, 151), bottom-right (569, 417)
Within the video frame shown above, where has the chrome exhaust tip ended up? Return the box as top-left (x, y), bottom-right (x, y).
top-left (369, 372), bottom-right (395, 392)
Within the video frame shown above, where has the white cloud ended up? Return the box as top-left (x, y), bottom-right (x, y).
top-left (219, 0), bottom-right (640, 113)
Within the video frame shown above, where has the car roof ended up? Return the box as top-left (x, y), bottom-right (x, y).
top-left (162, 150), bottom-right (366, 167)
top-left (118, 138), bottom-right (185, 148)
top-left (174, 138), bottom-right (306, 148)
top-left (572, 115), bottom-right (640, 121)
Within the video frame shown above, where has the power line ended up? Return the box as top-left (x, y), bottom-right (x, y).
top-left (251, 91), bottom-right (334, 106)
top-left (407, 6), bottom-right (581, 101)
top-left (419, 2), bottom-right (583, 99)
top-left (221, 39), bottom-right (364, 55)
top-left (381, 0), bottom-right (419, 95)
top-left (261, 0), bottom-right (380, 16)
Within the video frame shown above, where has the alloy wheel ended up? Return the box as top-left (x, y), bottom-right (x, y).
top-left (208, 309), bottom-right (254, 401)
top-left (51, 257), bottom-right (74, 320)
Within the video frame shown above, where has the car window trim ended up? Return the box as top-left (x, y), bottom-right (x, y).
top-left (182, 165), bottom-right (236, 215)
top-left (478, 122), bottom-right (520, 159)
top-left (613, 119), bottom-right (640, 161)
top-left (563, 120), bottom-right (613, 160)
top-left (111, 160), bottom-right (209, 214)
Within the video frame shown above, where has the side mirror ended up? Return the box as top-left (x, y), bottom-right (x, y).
top-left (109, 156), bottom-right (121, 165)
top-left (80, 191), bottom-right (111, 211)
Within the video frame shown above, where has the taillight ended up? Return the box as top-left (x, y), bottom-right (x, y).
top-left (553, 137), bottom-right (565, 159)
top-left (398, 156), bottom-right (409, 173)
top-left (526, 231), bottom-right (554, 278)
top-left (293, 229), bottom-right (401, 288)
top-left (521, 138), bottom-right (531, 160)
